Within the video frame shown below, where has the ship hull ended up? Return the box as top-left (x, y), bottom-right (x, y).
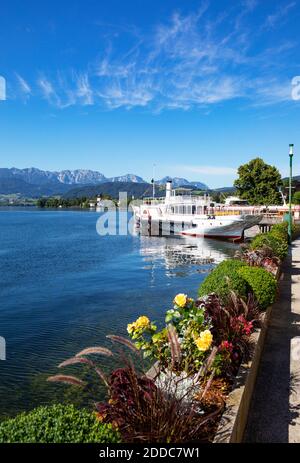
top-left (180, 215), bottom-right (261, 240)
top-left (134, 213), bottom-right (262, 241)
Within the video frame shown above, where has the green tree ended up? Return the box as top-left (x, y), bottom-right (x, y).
top-left (293, 191), bottom-right (300, 204)
top-left (211, 191), bottom-right (222, 203)
top-left (36, 198), bottom-right (47, 208)
top-left (234, 158), bottom-right (282, 205)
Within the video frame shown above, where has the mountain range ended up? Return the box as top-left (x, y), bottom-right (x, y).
top-left (0, 168), bottom-right (209, 198)
top-left (156, 176), bottom-right (208, 189)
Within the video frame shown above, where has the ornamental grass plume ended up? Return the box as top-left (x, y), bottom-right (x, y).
top-left (167, 324), bottom-right (181, 369)
top-left (47, 335), bottom-right (223, 443)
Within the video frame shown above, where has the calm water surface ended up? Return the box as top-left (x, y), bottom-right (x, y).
top-left (0, 208), bottom-right (236, 418)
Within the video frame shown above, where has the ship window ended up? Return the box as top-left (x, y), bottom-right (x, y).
top-left (192, 205), bottom-right (196, 215)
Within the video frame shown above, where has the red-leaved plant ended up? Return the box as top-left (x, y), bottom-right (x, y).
top-left (196, 291), bottom-right (260, 376)
top-left (235, 245), bottom-right (279, 276)
top-left (48, 333), bottom-right (224, 443)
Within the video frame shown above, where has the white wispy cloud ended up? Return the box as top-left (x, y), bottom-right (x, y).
top-left (249, 78), bottom-right (293, 106)
top-left (38, 76), bottom-right (60, 105)
top-left (98, 81), bottom-right (154, 109)
top-left (12, 1), bottom-right (299, 111)
top-left (263, 1), bottom-right (296, 29)
top-left (15, 73), bottom-right (31, 97)
top-left (74, 72), bottom-right (94, 105)
top-left (37, 72), bottom-right (94, 108)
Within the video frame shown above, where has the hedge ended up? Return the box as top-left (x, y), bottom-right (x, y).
top-left (238, 266), bottom-right (277, 310)
top-left (269, 222), bottom-right (289, 242)
top-left (0, 404), bottom-right (121, 443)
top-left (250, 233), bottom-right (288, 260)
top-left (198, 259), bottom-right (249, 303)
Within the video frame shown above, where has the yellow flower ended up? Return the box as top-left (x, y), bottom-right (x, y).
top-left (195, 330), bottom-right (213, 352)
top-left (135, 316), bottom-right (150, 329)
top-left (174, 293), bottom-right (187, 308)
top-left (127, 322), bottom-right (136, 334)
top-left (127, 316), bottom-right (150, 334)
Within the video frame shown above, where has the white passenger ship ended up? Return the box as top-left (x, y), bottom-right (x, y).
top-left (132, 181), bottom-right (263, 241)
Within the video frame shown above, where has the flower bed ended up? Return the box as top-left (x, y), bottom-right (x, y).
top-left (213, 305), bottom-right (273, 443)
top-left (124, 222), bottom-right (288, 441)
top-left (45, 221), bottom-right (296, 443)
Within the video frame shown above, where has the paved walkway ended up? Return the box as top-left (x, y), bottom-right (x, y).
top-left (244, 239), bottom-right (300, 442)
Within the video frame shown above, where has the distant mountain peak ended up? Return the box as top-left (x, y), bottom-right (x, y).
top-left (108, 174), bottom-right (146, 183)
top-left (156, 176), bottom-right (208, 189)
top-left (56, 169), bottom-right (106, 185)
top-left (7, 167), bottom-right (107, 186)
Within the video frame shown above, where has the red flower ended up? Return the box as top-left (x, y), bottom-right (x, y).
top-left (237, 315), bottom-right (253, 336)
top-left (220, 340), bottom-right (234, 352)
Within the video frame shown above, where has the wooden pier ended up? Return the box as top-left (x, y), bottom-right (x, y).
top-left (258, 215), bottom-right (283, 233)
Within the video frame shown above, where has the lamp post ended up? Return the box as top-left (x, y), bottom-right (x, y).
top-left (288, 144), bottom-right (294, 244)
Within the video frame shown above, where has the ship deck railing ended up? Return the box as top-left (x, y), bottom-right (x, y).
top-left (142, 196), bottom-right (210, 205)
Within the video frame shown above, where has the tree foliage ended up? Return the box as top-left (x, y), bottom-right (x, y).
top-left (293, 191), bottom-right (300, 204)
top-left (234, 158), bottom-right (282, 205)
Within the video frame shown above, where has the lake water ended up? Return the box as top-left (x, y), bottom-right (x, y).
top-left (0, 208), bottom-right (236, 418)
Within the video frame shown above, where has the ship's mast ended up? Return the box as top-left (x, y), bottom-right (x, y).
top-left (152, 163), bottom-right (156, 199)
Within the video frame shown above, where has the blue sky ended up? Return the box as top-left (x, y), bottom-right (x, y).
top-left (0, 0), bottom-right (300, 188)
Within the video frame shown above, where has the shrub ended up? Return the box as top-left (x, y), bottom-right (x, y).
top-left (238, 266), bottom-right (277, 310)
top-left (198, 259), bottom-right (249, 303)
top-left (269, 222), bottom-right (289, 242)
top-left (266, 221), bottom-right (300, 242)
top-left (0, 404), bottom-right (121, 443)
top-left (250, 233), bottom-right (288, 260)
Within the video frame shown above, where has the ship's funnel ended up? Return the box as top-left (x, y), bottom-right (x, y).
top-left (166, 180), bottom-right (172, 201)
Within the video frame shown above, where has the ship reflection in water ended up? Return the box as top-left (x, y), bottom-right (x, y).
top-left (137, 235), bottom-right (237, 282)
